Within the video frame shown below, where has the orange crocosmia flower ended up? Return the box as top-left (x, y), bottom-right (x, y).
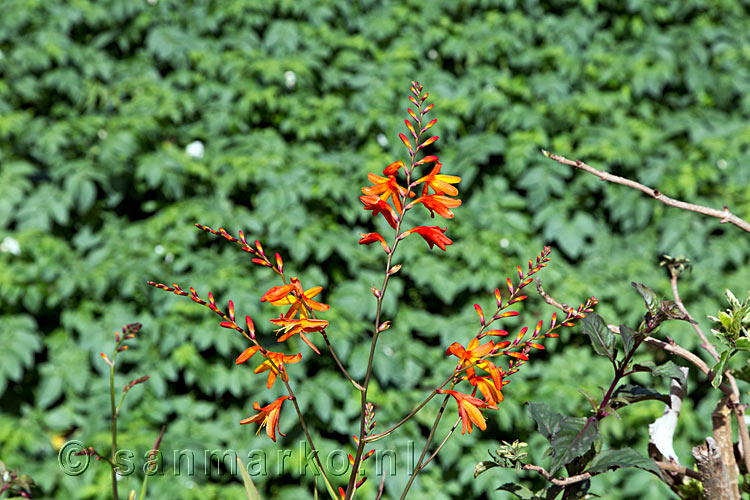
top-left (438, 389), bottom-right (497, 434)
top-left (408, 194), bottom-right (461, 218)
top-left (359, 232), bottom-right (390, 253)
top-left (415, 163), bottom-right (461, 196)
top-left (240, 395), bottom-right (291, 442)
top-left (465, 372), bottom-right (505, 405)
top-left (446, 338), bottom-right (503, 389)
top-left (361, 173), bottom-right (412, 212)
top-left (383, 160), bottom-right (405, 176)
top-left (265, 277), bottom-right (330, 320)
top-left (360, 195), bottom-right (399, 229)
top-left (269, 316), bottom-right (328, 354)
top-left (235, 347), bottom-right (302, 388)
top-left (402, 226), bottom-right (452, 251)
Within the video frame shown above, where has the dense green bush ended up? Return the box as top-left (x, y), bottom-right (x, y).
top-left (1, 0), bottom-right (749, 498)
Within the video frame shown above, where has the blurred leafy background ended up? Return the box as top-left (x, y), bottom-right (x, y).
top-left (1, 0), bottom-right (749, 498)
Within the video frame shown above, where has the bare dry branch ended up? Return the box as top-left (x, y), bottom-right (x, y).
top-left (542, 150), bottom-right (750, 233)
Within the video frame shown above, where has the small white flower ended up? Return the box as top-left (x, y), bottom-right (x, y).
top-left (154, 245), bottom-right (165, 255)
top-left (427, 49), bottom-right (438, 60)
top-left (97, 129), bottom-right (107, 140)
top-left (717, 159), bottom-right (727, 170)
top-left (499, 238), bottom-right (510, 249)
top-left (0, 49), bottom-right (4, 60)
top-left (284, 70), bottom-right (296, 89)
top-left (165, 253), bottom-right (174, 264)
top-left (376, 133), bottom-right (389, 147)
top-left (147, 0), bottom-right (157, 4)
top-left (0, 236), bottom-right (20, 255)
top-left (186, 140), bottom-right (204, 159)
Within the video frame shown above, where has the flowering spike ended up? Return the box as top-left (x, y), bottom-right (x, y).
top-left (255, 240), bottom-right (265, 257)
top-left (220, 321), bottom-right (236, 329)
top-left (495, 288), bottom-right (502, 307)
top-left (246, 315), bottom-right (255, 338)
top-left (399, 133), bottom-right (413, 154)
top-left (408, 95), bottom-right (419, 106)
top-left (100, 352), bottom-right (113, 367)
top-left (533, 320), bottom-right (543, 338)
top-left (371, 286), bottom-right (382, 299)
top-left (388, 264), bottom-right (402, 275)
top-left (550, 312), bottom-right (557, 329)
top-left (517, 265), bottom-right (523, 280)
top-left (408, 108), bottom-right (418, 121)
top-left (485, 329), bottom-right (509, 336)
top-left (228, 300), bottom-right (235, 322)
top-left (208, 292), bottom-right (216, 307)
top-left (514, 327), bottom-right (528, 346)
top-left (507, 277), bottom-right (514, 295)
top-left (474, 304), bottom-right (485, 326)
top-left (494, 311), bottom-right (519, 319)
top-left (418, 136), bottom-right (438, 150)
top-left (404, 119), bottom-right (417, 139)
top-left (505, 351), bottom-right (529, 361)
top-left (275, 253), bottom-right (283, 273)
top-left (422, 103), bottom-right (433, 115)
top-left (421, 118), bottom-right (437, 133)
top-left (528, 342), bottom-right (545, 350)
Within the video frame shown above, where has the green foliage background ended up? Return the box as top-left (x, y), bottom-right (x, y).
top-left (1, 0), bottom-right (749, 499)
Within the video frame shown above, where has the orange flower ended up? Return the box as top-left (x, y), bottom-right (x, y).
top-left (402, 226), bottom-right (452, 251)
top-left (235, 347), bottom-right (302, 388)
top-left (269, 316), bottom-right (328, 354)
top-left (240, 396), bottom-right (291, 442)
top-left (438, 390), bottom-right (497, 434)
top-left (361, 173), bottom-right (412, 212)
top-left (408, 194), bottom-right (461, 218)
top-left (415, 163), bottom-right (461, 196)
top-left (360, 195), bottom-right (399, 228)
top-left (358, 232), bottom-right (390, 253)
top-left (446, 338), bottom-right (503, 390)
top-left (262, 277), bottom-right (329, 320)
top-left (465, 372), bottom-right (505, 405)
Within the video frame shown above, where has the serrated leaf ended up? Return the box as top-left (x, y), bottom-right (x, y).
top-left (549, 417), bottom-right (600, 475)
top-left (632, 282), bottom-right (659, 315)
top-left (619, 324), bottom-right (636, 354)
top-left (582, 313), bottom-right (615, 361)
top-left (527, 402), bottom-right (564, 443)
top-left (587, 448), bottom-right (664, 480)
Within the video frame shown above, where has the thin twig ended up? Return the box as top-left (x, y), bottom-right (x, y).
top-left (668, 272), bottom-right (750, 474)
top-left (321, 331), bottom-right (363, 391)
top-left (419, 417), bottom-right (461, 470)
top-left (542, 150), bottom-right (750, 233)
top-left (522, 464), bottom-right (593, 486)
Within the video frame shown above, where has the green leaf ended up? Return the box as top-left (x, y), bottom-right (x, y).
top-left (735, 338), bottom-right (750, 350)
top-left (632, 282), bottom-right (659, 315)
top-left (582, 313), bottom-right (615, 361)
top-left (633, 360), bottom-right (687, 385)
top-left (474, 460), bottom-right (499, 478)
top-left (496, 483), bottom-right (540, 500)
top-left (527, 402), bottom-right (564, 443)
top-left (549, 417), bottom-right (600, 475)
top-left (611, 384), bottom-right (670, 408)
top-left (237, 456), bottom-right (262, 500)
top-left (619, 324), bottom-right (636, 354)
top-left (588, 447), bottom-right (664, 480)
top-left (711, 350), bottom-right (731, 388)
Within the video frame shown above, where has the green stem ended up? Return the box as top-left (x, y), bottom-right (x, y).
top-left (110, 351), bottom-right (119, 500)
